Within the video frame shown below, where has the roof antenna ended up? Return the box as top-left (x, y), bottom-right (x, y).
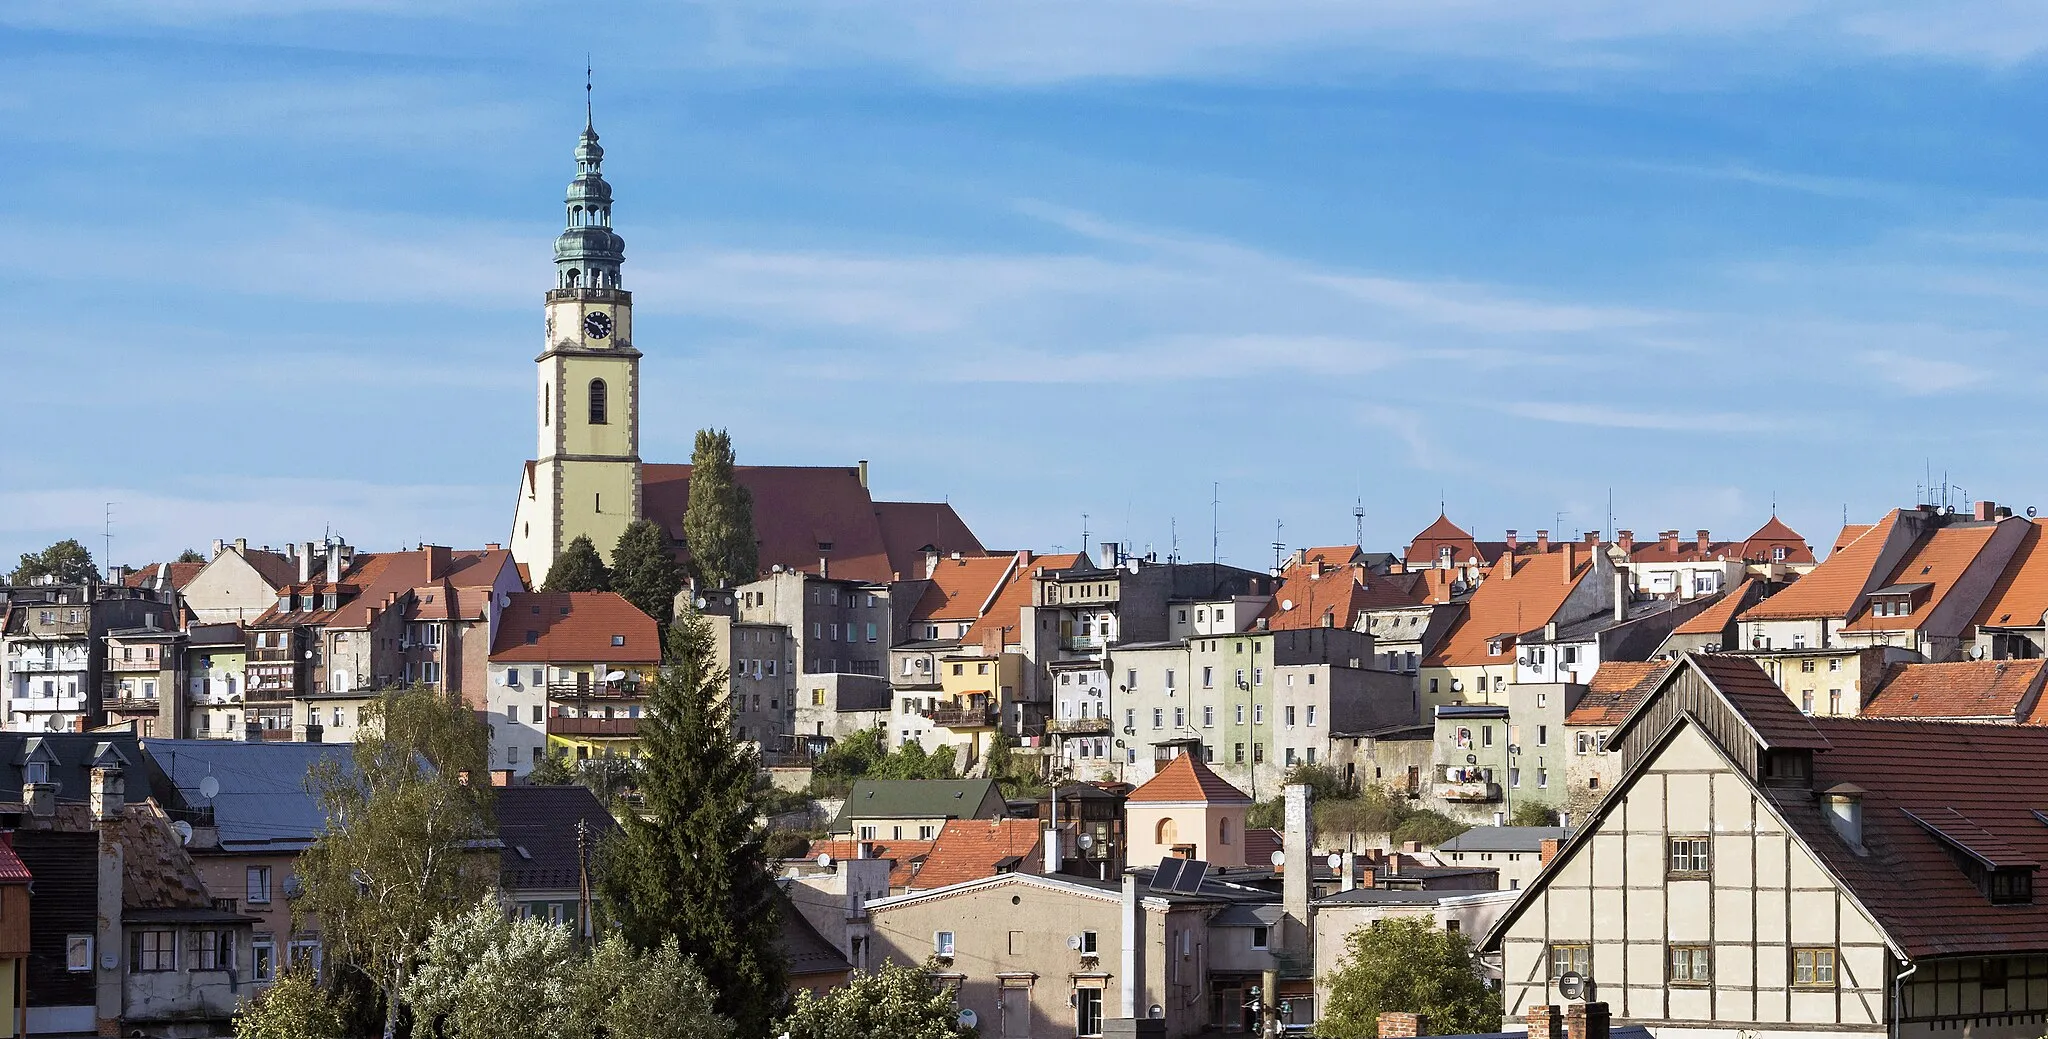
top-left (1081, 513), bottom-right (1090, 557)
top-left (1271, 519), bottom-right (1285, 572)
top-left (1353, 498), bottom-right (1366, 549)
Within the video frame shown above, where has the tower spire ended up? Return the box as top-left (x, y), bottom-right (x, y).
top-left (585, 55), bottom-right (593, 130)
top-left (553, 72), bottom-right (624, 293)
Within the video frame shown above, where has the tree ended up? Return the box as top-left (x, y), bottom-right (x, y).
top-left (405, 901), bottom-right (578, 1039)
top-left (683, 428), bottom-right (758, 588)
top-left (596, 610), bottom-right (784, 1036)
top-left (543, 535), bottom-right (611, 592)
top-left (612, 519), bottom-right (686, 627)
top-left (576, 933), bottom-right (734, 1039)
top-left (176, 547), bottom-right (207, 563)
top-left (1319, 918), bottom-right (1499, 1039)
top-left (232, 967), bottom-right (349, 1039)
top-left (1510, 800), bottom-right (1558, 828)
top-left (11, 539), bottom-right (96, 584)
top-left (527, 750), bottom-right (575, 786)
top-left (777, 962), bottom-right (977, 1039)
top-left (295, 687), bottom-right (498, 1039)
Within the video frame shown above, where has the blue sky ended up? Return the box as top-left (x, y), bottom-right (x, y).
top-left (7, 2), bottom-right (2048, 571)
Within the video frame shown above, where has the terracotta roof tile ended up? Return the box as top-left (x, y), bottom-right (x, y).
top-left (1263, 565), bottom-right (1429, 632)
top-left (1127, 752), bottom-right (1251, 805)
top-left (122, 562), bottom-right (204, 591)
top-left (489, 592), bottom-right (660, 663)
top-left (239, 550), bottom-right (301, 590)
top-left (964, 553), bottom-right (1077, 647)
top-left (1741, 512), bottom-right (1900, 622)
top-left (1975, 521), bottom-right (2048, 630)
top-left (910, 555), bottom-right (1016, 623)
top-left (1739, 516), bottom-right (1817, 564)
top-left (1840, 524), bottom-right (2001, 633)
top-left (805, 838), bottom-right (935, 889)
top-left (1670, 579), bottom-right (1755, 636)
top-left (1688, 654), bottom-right (1831, 750)
top-left (1864, 660), bottom-right (2048, 722)
top-left (1831, 524), bottom-right (1875, 556)
top-left (905, 818), bottom-right (1043, 889)
top-left (1564, 660), bottom-right (1674, 727)
top-left (1423, 551), bottom-right (1594, 667)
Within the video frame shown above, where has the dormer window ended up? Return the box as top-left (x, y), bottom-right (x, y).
top-left (1773, 547), bottom-right (1788, 561)
top-left (1990, 869), bottom-right (2034, 904)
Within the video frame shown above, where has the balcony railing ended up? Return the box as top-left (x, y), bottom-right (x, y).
top-left (545, 682), bottom-right (642, 700)
top-left (107, 698), bottom-right (163, 714)
top-left (927, 706), bottom-right (997, 728)
top-left (1060, 636), bottom-right (1104, 652)
top-left (1045, 716), bottom-right (1113, 736)
top-left (1439, 780), bottom-right (1502, 804)
top-left (4, 658), bottom-right (86, 673)
top-left (548, 716), bottom-right (640, 738)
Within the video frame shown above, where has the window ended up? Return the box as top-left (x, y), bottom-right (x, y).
top-left (507, 705), bottom-right (519, 720)
top-left (252, 936), bottom-right (277, 982)
top-left (1829, 689), bottom-right (1842, 714)
top-left (1800, 659), bottom-right (1816, 673)
top-left (247, 866), bottom-right (273, 904)
top-left (919, 825), bottom-right (936, 840)
top-left (66, 934), bottom-right (92, 973)
top-left (1250, 927), bottom-right (1269, 950)
top-left (1152, 709), bottom-right (1163, 728)
top-left (1202, 706), bottom-right (1214, 727)
top-left (1801, 690), bottom-right (1814, 714)
top-left (1669, 836), bottom-right (1711, 876)
top-left (1550, 944), bottom-right (1590, 978)
top-left (1202, 667), bottom-right (1214, 688)
top-left (1234, 743), bottom-right (1245, 763)
top-left (1669, 945), bottom-right (1712, 984)
top-left (1537, 724), bottom-right (1548, 746)
top-left (1307, 705), bottom-right (1317, 726)
top-left (813, 689), bottom-right (826, 706)
top-left (1125, 709), bottom-right (1136, 729)
top-left (1174, 708), bottom-right (1186, 728)
top-left (532, 705), bottom-right (544, 723)
top-left (1081, 930), bottom-right (1098, 954)
top-left (1253, 743), bottom-right (1264, 763)
top-left (1166, 669), bottom-right (1177, 690)
top-left (1076, 987), bottom-right (1104, 1037)
top-left (131, 930), bottom-right (177, 972)
top-left (197, 930), bottom-right (233, 970)
top-left (858, 825), bottom-right (877, 840)
top-left (1829, 658), bottom-right (1842, 672)
top-left (1285, 706), bottom-right (1297, 726)
top-left (1253, 705), bottom-right (1264, 724)
top-left (1793, 948), bottom-right (1836, 987)
top-left (1235, 705), bottom-right (1245, 725)
top-left (934, 931), bottom-right (956, 957)
top-left (588, 379), bottom-right (608, 424)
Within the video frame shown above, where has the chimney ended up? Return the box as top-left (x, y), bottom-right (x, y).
top-left (924, 548), bottom-right (941, 579)
top-left (1561, 542), bottom-right (1576, 583)
top-left (326, 544), bottom-right (343, 583)
top-left (1378, 1013), bottom-right (1427, 1038)
top-left (425, 545), bottom-right (451, 582)
top-left (1535, 530), bottom-right (1550, 553)
top-left (1283, 784), bottom-right (1312, 952)
top-left (299, 543), bottom-right (314, 583)
top-left (490, 769), bottom-right (514, 787)
top-left (1613, 571), bottom-right (1627, 622)
top-left (234, 537), bottom-right (247, 553)
top-left (1097, 541), bottom-right (1121, 569)
top-left (1528, 1005), bottom-right (1566, 1039)
top-left (1617, 530), bottom-right (1634, 553)
top-left (22, 780), bottom-right (54, 819)
top-left (1976, 500), bottom-right (1997, 522)
top-left (1341, 848), bottom-right (1356, 891)
top-left (819, 557), bottom-right (829, 579)
top-left (1539, 838), bottom-right (1562, 865)
top-left (1505, 530), bottom-right (1518, 552)
top-left (107, 565), bottom-right (128, 587)
top-left (1357, 863), bottom-right (1375, 888)
top-left (1661, 530), bottom-right (1680, 553)
top-left (90, 766), bottom-right (124, 823)
top-left (1696, 529), bottom-right (1712, 555)
top-left (1120, 872), bottom-right (1141, 1018)
top-left (485, 542), bottom-right (501, 552)
top-left (858, 460), bottom-right (870, 489)
top-left (1492, 811), bottom-right (1504, 827)
top-left (1566, 1002), bottom-right (1610, 1039)
top-left (211, 538), bottom-right (225, 558)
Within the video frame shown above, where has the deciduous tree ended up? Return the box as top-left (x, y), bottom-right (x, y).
top-left (777, 962), bottom-right (977, 1039)
top-left (611, 519), bottom-right (684, 626)
top-left (10, 539), bottom-right (97, 584)
top-left (542, 535), bottom-right (611, 592)
top-left (295, 687), bottom-right (498, 1039)
top-left (596, 611), bottom-right (784, 1036)
top-left (1319, 918), bottom-right (1498, 1039)
top-left (231, 967), bottom-right (349, 1039)
top-left (175, 548), bottom-right (207, 563)
top-left (682, 428), bottom-right (758, 588)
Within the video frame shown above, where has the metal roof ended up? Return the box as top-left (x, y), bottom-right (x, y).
top-left (142, 738), bottom-right (353, 852)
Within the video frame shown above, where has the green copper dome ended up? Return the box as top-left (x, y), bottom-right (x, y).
top-left (554, 114), bottom-right (625, 291)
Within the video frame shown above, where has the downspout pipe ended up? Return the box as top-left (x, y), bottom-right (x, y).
top-left (1892, 959), bottom-right (1917, 1039)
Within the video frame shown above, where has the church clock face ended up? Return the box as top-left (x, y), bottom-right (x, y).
top-left (583, 311), bottom-right (613, 340)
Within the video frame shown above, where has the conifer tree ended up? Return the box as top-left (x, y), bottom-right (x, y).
top-left (542, 535), bottom-right (611, 592)
top-left (683, 429), bottom-right (758, 588)
top-left (611, 519), bottom-right (684, 626)
top-left (596, 610), bottom-right (784, 1036)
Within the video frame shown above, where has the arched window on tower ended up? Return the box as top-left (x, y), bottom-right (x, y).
top-left (564, 268), bottom-right (581, 289)
top-left (588, 379), bottom-right (608, 425)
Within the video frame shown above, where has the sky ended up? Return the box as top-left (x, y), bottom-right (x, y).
top-left (7, 2), bottom-right (2048, 572)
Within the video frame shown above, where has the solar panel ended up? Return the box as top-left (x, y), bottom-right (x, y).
top-left (1151, 858), bottom-right (1185, 892)
top-left (1176, 859), bottom-right (1209, 893)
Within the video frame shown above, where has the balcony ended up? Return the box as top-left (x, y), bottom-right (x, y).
top-left (1439, 779), bottom-right (1502, 804)
top-left (249, 647), bottom-right (297, 663)
top-left (107, 698), bottom-right (163, 715)
top-left (1045, 716), bottom-right (1112, 736)
top-left (545, 682), bottom-right (641, 700)
top-left (1060, 635), bottom-right (1104, 652)
top-left (5, 657), bottom-right (86, 674)
top-left (548, 716), bottom-right (640, 738)
top-left (927, 705), bottom-right (997, 729)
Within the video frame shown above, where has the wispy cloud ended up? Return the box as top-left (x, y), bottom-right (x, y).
top-left (1505, 402), bottom-right (1794, 433)
top-left (1859, 350), bottom-right (1988, 395)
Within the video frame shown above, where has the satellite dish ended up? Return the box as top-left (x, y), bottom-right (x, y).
top-left (171, 820), bottom-right (193, 846)
top-left (959, 1009), bottom-right (979, 1029)
top-left (497, 593), bottom-right (510, 608)
top-left (694, 597), bottom-right (708, 609)
top-left (1326, 852), bottom-right (1343, 871)
top-left (1558, 971), bottom-right (1589, 1000)
top-left (1067, 934), bottom-right (1084, 950)
top-left (198, 775), bottom-right (220, 801)
top-left (1270, 850), bottom-right (1285, 867)
top-left (1077, 834), bottom-right (1096, 851)
top-left (1280, 599), bottom-right (1294, 611)
top-left (816, 853), bottom-right (833, 868)
top-left (1972, 645), bottom-right (1987, 660)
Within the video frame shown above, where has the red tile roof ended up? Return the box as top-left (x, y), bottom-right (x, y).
top-left (1300, 546), bottom-right (1363, 567)
top-left (1404, 513), bottom-right (1488, 566)
top-left (238, 549), bottom-right (301, 590)
top-left (1687, 654), bottom-right (1832, 750)
top-left (1741, 511), bottom-right (1900, 622)
top-left (1831, 523), bottom-right (1875, 556)
top-left (640, 464), bottom-right (984, 585)
top-left (1127, 752), bottom-right (1251, 805)
top-left (905, 818), bottom-right (1043, 889)
top-left (1263, 565), bottom-right (1430, 632)
top-left (1424, 550), bottom-right (1594, 667)
top-left (1864, 660), bottom-right (2048, 722)
top-left (910, 555), bottom-right (1017, 623)
top-left (0, 838), bottom-right (31, 884)
top-left (1243, 826), bottom-right (1282, 868)
top-left (964, 553), bottom-right (1078, 648)
top-left (1564, 660), bottom-right (1674, 727)
top-left (1840, 523), bottom-right (2001, 633)
top-left (1976, 521), bottom-right (2048, 630)
top-left (489, 592), bottom-right (661, 663)
top-left (1669, 579), bottom-right (1755, 636)
top-left (123, 562), bottom-right (204, 592)
top-left (805, 838), bottom-right (935, 889)
top-left (1738, 516), bottom-right (1817, 565)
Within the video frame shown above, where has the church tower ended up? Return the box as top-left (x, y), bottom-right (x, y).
top-left (510, 104), bottom-right (643, 583)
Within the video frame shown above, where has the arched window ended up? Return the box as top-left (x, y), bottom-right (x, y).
top-left (588, 379), bottom-right (608, 424)
top-left (564, 268), bottom-right (581, 288)
top-left (1218, 817), bottom-right (1232, 845)
top-left (1156, 818), bottom-right (1177, 845)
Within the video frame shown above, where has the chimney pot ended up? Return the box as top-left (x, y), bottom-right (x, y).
top-left (1528, 1005), bottom-right (1566, 1039)
top-left (1697, 529), bottom-right (1712, 554)
top-left (1617, 530), bottom-right (1634, 552)
top-left (1505, 530), bottom-right (1519, 551)
top-left (1539, 838), bottom-right (1562, 865)
top-left (1562, 543), bottom-right (1576, 583)
top-left (234, 538), bottom-right (247, 552)
top-left (1535, 530), bottom-right (1550, 553)
top-left (1566, 1002), bottom-right (1610, 1039)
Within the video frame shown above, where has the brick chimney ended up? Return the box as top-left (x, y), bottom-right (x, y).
top-left (1617, 530), bottom-right (1634, 553)
top-left (1566, 1002), bottom-right (1611, 1039)
top-left (1976, 500), bottom-right (1998, 521)
top-left (90, 766), bottom-right (124, 823)
top-left (1505, 530), bottom-right (1518, 552)
top-left (1528, 1005), bottom-right (1566, 1039)
top-left (1661, 530), bottom-right (1680, 554)
top-left (425, 544), bottom-right (451, 582)
top-left (1696, 530), bottom-right (1712, 555)
top-left (1540, 837), bottom-right (1562, 865)
top-left (1535, 530), bottom-right (1550, 553)
top-left (1378, 1013), bottom-right (1427, 1038)
top-left (1561, 542), bottom-right (1576, 583)
top-left (1583, 532), bottom-right (1599, 546)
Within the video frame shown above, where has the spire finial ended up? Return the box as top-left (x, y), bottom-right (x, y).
top-left (585, 55), bottom-right (593, 129)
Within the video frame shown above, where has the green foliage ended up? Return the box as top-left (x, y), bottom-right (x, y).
top-left (526, 750), bottom-right (575, 786)
top-left (683, 428), bottom-right (759, 589)
top-left (543, 535), bottom-right (612, 593)
top-left (777, 961), bottom-right (977, 1039)
top-left (295, 686), bottom-right (498, 1038)
top-left (807, 728), bottom-right (957, 796)
top-left (596, 610), bottom-right (785, 1037)
top-left (985, 733), bottom-right (1047, 798)
top-left (869, 740), bottom-right (959, 781)
top-left (756, 783), bottom-right (816, 819)
top-left (402, 901), bottom-right (735, 1039)
top-left (1510, 800), bottom-right (1559, 828)
top-left (764, 828), bottom-right (822, 860)
top-left (575, 755), bottom-right (644, 804)
top-left (176, 547), bottom-right (207, 563)
top-left (11, 538), bottom-right (97, 584)
top-left (1319, 918), bottom-right (1499, 1039)
top-left (611, 519), bottom-right (684, 627)
top-left (1393, 812), bottom-right (1470, 849)
top-left (231, 967), bottom-right (349, 1039)
top-left (811, 728), bottom-right (887, 785)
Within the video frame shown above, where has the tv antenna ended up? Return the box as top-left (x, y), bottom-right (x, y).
top-left (1271, 519), bottom-right (1285, 572)
top-left (1211, 483), bottom-right (1221, 565)
top-left (103, 502), bottom-right (118, 576)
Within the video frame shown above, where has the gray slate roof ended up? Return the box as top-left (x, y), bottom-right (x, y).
top-left (497, 785), bottom-right (616, 893)
top-left (142, 738), bottom-right (352, 852)
top-left (1435, 825), bottom-right (1574, 854)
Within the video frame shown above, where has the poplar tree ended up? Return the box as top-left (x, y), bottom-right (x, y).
top-left (543, 535), bottom-right (611, 592)
top-left (611, 519), bottom-right (684, 626)
top-left (597, 610), bottom-right (784, 1036)
top-left (682, 429), bottom-right (758, 588)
